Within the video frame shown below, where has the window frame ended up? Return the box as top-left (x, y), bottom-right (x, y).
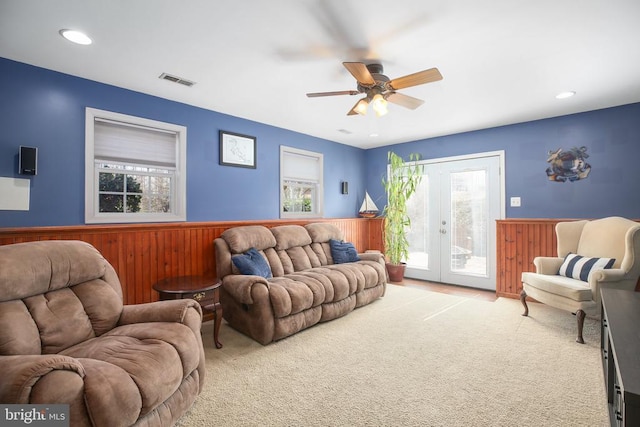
top-left (85, 107), bottom-right (187, 224)
top-left (280, 146), bottom-right (323, 218)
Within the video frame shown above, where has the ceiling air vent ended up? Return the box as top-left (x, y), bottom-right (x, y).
top-left (159, 73), bottom-right (195, 87)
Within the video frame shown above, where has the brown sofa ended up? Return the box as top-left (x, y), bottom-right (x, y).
top-left (214, 223), bottom-right (387, 345)
top-left (0, 240), bottom-right (205, 427)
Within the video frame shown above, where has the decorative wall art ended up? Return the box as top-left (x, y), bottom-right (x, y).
top-left (545, 146), bottom-right (591, 182)
top-left (219, 130), bottom-right (256, 168)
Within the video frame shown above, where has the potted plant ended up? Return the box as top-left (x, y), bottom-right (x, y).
top-left (381, 151), bottom-right (423, 282)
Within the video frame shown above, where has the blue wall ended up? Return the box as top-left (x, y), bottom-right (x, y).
top-left (366, 102), bottom-right (640, 219)
top-left (1, 57), bottom-right (639, 228)
top-left (0, 58), bottom-right (366, 227)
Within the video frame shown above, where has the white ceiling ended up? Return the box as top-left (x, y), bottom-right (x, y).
top-left (1, 0), bottom-right (639, 149)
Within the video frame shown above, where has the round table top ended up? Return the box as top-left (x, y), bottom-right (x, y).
top-left (152, 275), bottom-right (220, 294)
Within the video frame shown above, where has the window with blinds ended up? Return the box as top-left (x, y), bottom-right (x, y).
top-left (280, 146), bottom-right (323, 218)
top-left (85, 108), bottom-right (187, 223)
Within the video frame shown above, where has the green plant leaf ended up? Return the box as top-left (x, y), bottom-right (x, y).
top-left (381, 152), bottom-right (424, 265)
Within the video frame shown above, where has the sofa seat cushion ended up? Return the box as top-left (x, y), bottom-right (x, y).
top-left (522, 272), bottom-right (593, 302)
top-left (299, 266), bottom-right (357, 301)
top-left (60, 322), bottom-right (199, 417)
top-left (267, 276), bottom-right (324, 318)
top-left (267, 260), bottom-right (386, 317)
top-left (328, 260), bottom-right (386, 290)
top-left (267, 262), bottom-right (376, 318)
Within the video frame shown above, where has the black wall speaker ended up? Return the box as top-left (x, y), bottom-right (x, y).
top-left (19, 146), bottom-right (37, 175)
top-left (341, 181), bottom-right (348, 194)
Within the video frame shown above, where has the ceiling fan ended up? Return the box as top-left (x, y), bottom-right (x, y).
top-left (306, 62), bottom-right (443, 116)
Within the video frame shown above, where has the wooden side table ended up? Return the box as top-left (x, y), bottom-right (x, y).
top-left (153, 275), bottom-right (223, 349)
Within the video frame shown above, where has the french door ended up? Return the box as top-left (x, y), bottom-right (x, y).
top-left (404, 153), bottom-right (503, 290)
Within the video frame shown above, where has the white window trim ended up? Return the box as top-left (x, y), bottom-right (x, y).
top-left (85, 107), bottom-right (187, 223)
top-left (280, 145), bottom-right (324, 218)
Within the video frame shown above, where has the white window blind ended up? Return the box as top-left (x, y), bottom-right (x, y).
top-left (280, 146), bottom-right (323, 218)
top-left (85, 107), bottom-right (187, 224)
top-left (282, 150), bottom-right (320, 182)
top-left (94, 119), bottom-right (177, 167)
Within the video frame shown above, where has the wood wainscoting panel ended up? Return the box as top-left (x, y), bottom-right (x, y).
top-left (497, 219), bottom-right (560, 299)
top-left (0, 218), bottom-right (383, 305)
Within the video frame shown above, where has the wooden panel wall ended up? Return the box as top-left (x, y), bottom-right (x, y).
top-left (497, 219), bottom-right (560, 299)
top-left (498, 218), bottom-right (640, 299)
top-left (25, 216), bottom-right (631, 302)
top-left (0, 218), bottom-right (385, 305)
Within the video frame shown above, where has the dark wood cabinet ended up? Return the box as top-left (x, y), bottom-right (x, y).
top-left (600, 288), bottom-right (640, 426)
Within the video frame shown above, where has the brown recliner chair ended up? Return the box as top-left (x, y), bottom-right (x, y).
top-left (0, 240), bottom-right (205, 426)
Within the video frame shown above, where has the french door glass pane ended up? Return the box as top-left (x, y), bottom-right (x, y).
top-left (406, 176), bottom-right (429, 269)
top-left (449, 170), bottom-right (487, 275)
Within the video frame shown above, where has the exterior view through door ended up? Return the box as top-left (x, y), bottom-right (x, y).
top-left (403, 152), bottom-right (504, 290)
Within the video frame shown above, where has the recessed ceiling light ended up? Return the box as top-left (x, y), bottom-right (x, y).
top-left (369, 133), bottom-right (379, 138)
top-left (555, 91), bottom-right (576, 99)
top-left (59, 29), bottom-right (92, 45)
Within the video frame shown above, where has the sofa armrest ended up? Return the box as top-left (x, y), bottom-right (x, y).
top-left (118, 299), bottom-right (206, 391)
top-left (119, 299), bottom-right (202, 328)
top-left (0, 355), bottom-right (85, 403)
top-left (358, 252), bottom-right (384, 263)
top-left (222, 275), bottom-right (270, 304)
top-left (591, 268), bottom-right (627, 284)
top-left (533, 257), bottom-right (563, 275)
top-left (589, 268), bottom-right (638, 303)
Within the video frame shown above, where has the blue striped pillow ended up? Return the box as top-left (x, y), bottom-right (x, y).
top-left (558, 253), bottom-right (615, 281)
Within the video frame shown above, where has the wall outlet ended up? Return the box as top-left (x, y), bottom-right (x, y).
top-left (510, 197), bottom-right (521, 207)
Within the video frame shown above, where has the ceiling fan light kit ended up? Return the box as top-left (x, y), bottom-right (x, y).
top-left (307, 61), bottom-right (442, 117)
top-left (371, 93), bottom-right (388, 116)
top-left (353, 98), bottom-right (369, 115)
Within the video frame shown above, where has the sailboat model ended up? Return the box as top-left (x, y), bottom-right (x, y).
top-left (358, 191), bottom-right (379, 218)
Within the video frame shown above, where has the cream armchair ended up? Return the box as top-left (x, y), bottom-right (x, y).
top-left (521, 216), bottom-right (640, 343)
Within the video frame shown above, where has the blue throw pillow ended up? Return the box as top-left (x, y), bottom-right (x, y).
top-left (232, 248), bottom-right (272, 278)
top-left (558, 253), bottom-right (615, 282)
top-left (329, 239), bottom-right (360, 264)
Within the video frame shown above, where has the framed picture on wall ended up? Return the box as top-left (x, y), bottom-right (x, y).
top-left (219, 130), bottom-right (256, 168)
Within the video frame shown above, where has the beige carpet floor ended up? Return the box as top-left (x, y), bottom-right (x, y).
top-left (177, 284), bottom-right (608, 427)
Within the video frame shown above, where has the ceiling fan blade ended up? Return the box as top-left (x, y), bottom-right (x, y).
top-left (386, 92), bottom-right (425, 110)
top-left (388, 67), bottom-right (443, 90)
top-left (347, 98), bottom-right (362, 116)
top-left (307, 90), bottom-right (359, 98)
top-left (343, 62), bottom-right (375, 86)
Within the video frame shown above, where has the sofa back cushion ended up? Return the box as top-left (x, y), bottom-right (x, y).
top-left (305, 223), bottom-right (345, 265)
top-left (217, 226), bottom-right (278, 278)
top-left (221, 226), bottom-right (277, 253)
top-left (270, 225), bottom-right (320, 275)
top-left (215, 223), bottom-right (362, 279)
top-left (305, 223), bottom-right (344, 242)
top-left (0, 241), bottom-right (123, 355)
